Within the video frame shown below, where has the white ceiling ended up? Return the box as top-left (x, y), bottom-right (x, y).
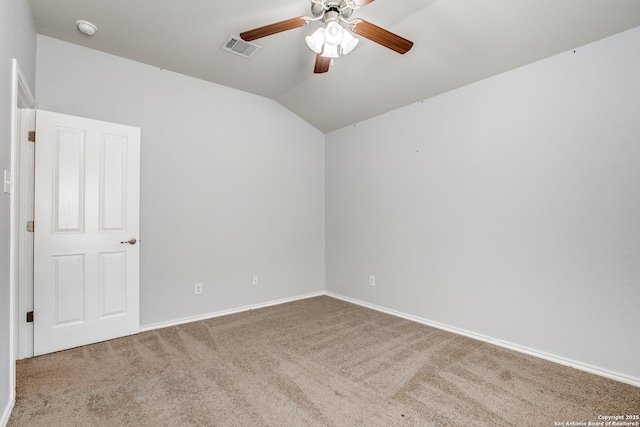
top-left (28, 0), bottom-right (640, 133)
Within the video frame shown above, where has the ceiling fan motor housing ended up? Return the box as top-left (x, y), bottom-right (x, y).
top-left (311, 0), bottom-right (354, 20)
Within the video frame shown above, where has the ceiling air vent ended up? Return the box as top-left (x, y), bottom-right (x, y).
top-left (221, 35), bottom-right (260, 59)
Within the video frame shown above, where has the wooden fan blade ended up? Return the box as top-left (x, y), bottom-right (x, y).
top-left (240, 17), bottom-right (309, 41)
top-left (350, 19), bottom-right (413, 54)
top-left (314, 54), bottom-right (331, 74)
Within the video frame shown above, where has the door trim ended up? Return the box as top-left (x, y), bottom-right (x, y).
top-left (9, 59), bottom-right (35, 402)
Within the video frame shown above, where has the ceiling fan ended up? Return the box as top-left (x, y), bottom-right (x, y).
top-left (239, 0), bottom-right (414, 74)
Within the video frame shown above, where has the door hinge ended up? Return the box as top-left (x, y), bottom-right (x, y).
top-left (26, 311), bottom-right (34, 323)
top-left (26, 220), bottom-right (34, 233)
top-left (28, 130), bottom-right (36, 143)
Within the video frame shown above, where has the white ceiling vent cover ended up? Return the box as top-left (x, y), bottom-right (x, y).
top-left (221, 35), bottom-right (260, 59)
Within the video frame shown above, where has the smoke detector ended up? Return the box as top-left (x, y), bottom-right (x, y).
top-left (76, 20), bottom-right (97, 36)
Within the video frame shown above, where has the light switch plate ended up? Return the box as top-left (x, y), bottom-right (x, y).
top-left (3, 170), bottom-right (12, 194)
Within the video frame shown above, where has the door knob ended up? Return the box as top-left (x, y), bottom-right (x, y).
top-left (120, 238), bottom-right (137, 245)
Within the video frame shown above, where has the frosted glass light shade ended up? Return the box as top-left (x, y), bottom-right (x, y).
top-left (340, 31), bottom-right (359, 55)
top-left (324, 21), bottom-right (344, 46)
top-left (305, 27), bottom-right (325, 54)
top-left (321, 43), bottom-right (339, 58)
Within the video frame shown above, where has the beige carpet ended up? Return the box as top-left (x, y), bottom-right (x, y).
top-left (9, 296), bottom-right (640, 426)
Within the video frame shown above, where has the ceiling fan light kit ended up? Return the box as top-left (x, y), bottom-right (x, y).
top-left (239, 0), bottom-right (413, 73)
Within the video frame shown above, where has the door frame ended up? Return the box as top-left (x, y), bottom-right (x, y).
top-left (10, 58), bottom-right (36, 369)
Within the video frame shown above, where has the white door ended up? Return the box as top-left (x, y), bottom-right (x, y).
top-left (34, 110), bottom-right (140, 356)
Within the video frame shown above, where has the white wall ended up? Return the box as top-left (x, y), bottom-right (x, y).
top-left (35, 36), bottom-right (325, 327)
top-left (0, 0), bottom-right (36, 423)
top-left (326, 27), bottom-right (640, 382)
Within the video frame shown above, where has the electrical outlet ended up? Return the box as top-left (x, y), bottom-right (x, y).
top-left (369, 275), bottom-right (375, 286)
top-left (252, 276), bottom-right (259, 286)
top-left (195, 283), bottom-right (203, 295)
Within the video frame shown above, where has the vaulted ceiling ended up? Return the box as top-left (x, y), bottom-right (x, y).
top-left (29, 0), bottom-right (640, 133)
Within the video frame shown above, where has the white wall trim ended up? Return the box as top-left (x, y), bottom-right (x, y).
top-left (326, 292), bottom-right (640, 388)
top-left (12, 58), bottom-right (35, 361)
top-left (0, 399), bottom-right (14, 427)
top-left (140, 291), bottom-right (325, 332)
top-left (8, 59), bottom-right (36, 425)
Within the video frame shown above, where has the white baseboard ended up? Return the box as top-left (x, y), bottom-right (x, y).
top-left (326, 291), bottom-right (640, 388)
top-left (140, 291), bottom-right (325, 333)
top-left (1, 399), bottom-right (15, 427)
